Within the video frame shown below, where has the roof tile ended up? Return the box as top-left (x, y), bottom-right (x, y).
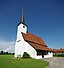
top-left (28, 42), bottom-right (52, 51)
top-left (22, 32), bottom-right (47, 47)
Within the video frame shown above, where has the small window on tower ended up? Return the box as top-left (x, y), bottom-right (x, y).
top-left (23, 25), bottom-right (25, 28)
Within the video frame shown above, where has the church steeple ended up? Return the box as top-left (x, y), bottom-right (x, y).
top-left (20, 8), bottom-right (25, 25)
top-left (18, 8), bottom-right (27, 26)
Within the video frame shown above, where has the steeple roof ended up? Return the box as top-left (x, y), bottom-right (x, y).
top-left (18, 8), bottom-right (27, 26)
top-left (20, 8), bottom-right (25, 23)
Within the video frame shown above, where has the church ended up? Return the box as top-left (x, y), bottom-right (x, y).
top-left (14, 9), bottom-right (53, 59)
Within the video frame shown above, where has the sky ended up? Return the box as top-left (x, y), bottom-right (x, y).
top-left (0, 0), bottom-right (64, 52)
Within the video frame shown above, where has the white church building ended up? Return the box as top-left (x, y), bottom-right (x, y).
top-left (14, 9), bottom-right (53, 59)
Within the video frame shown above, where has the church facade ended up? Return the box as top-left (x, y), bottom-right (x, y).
top-left (14, 9), bottom-right (53, 59)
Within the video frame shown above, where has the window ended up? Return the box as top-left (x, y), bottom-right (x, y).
top-left (17, 40), bottom-right (21, 42)
top-left (23, 25), bottom-right (25, 28)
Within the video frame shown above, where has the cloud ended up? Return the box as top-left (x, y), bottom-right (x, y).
top-left (0, 40), bottom-right (15, 53)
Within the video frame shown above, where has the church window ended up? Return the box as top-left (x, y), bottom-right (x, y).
top-left (23, 25), bottom-right (25, 28)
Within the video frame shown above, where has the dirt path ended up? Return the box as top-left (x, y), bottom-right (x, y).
top-left (43, 57), bottom-right (64, 68)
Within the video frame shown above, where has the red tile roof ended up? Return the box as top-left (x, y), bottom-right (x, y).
top-left (22, 32), bottom-right (52, 51)
top-left (28, 42), bottom-right (52, 51)
top-left (53, 49), bottom-right (64, 53)
top-left (22, 32), bottom-right (47, 47)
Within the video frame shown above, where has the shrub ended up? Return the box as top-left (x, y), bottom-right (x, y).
top-left (0, 51), bottom-right (4, 55)
top-left (54, 53), bottom-right (64, 57)
top-left (22, 52), bottom-right (31, 58)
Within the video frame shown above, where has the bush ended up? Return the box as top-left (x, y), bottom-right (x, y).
top-left (22, 52), bottom-right (31, 58)
top-left (58, 54), bottom-right (64, 57)
top-left (0, 51), bottom-right (4, 55)
top-left (54, 53), bottom-right (64, 57)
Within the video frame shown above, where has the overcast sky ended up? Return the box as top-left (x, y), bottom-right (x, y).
top-left (0, 0), bottom-right (64, 52)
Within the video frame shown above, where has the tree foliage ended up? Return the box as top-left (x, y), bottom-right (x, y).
top-left (22, 52), bottom-right (31, 58)
top-left (0, 51), bottom-right (14, 55)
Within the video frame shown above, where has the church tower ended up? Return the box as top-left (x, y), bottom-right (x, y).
top-left (16, 8), bottom-right (27, 41)
top-left (15, 8), bottom-right (27, 57)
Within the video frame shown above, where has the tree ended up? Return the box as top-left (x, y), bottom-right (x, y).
top-left (0, 51), bottom-right (4, 55)
top-left (22, 52), bottom-right (31, 58)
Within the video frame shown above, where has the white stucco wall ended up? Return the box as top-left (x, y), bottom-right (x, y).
top-left (15, 40), bottom-right (25, 57)
top-left (14, 34), bottom-right (25, 57)
top-left (44, 52), bottom-right (53, 58)
top-left (36, 55), bottom-right (42, 59)
top-left (24, 42), bottom-right (37, 58)
top-left (17, 23), bottom-right (27, 40)
top-left (15, 23), bottom-right (27, 57)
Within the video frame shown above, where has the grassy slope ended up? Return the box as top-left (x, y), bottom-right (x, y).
top-left (0, 55), bottom-right (48, 68)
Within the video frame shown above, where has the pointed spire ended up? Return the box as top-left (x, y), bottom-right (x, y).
top-left (17, 8), bottom-right (27, 26)
top-left (20, 8), bottom-right (25, 24)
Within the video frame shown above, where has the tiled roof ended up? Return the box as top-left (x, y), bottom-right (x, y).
top-left (53, 49), bottom-right (64, 53)
top-left (28, 42), bottom-right (52, 51)
top-left (22, 32), bottom-right (52, 51)
top-left (22, 32), bottom-right (47, 47)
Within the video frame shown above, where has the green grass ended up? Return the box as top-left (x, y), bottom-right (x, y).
top-left (0, 55), bottom-right (48, 68)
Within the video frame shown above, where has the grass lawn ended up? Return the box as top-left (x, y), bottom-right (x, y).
top-left (0, 55), bottom-right (48, 68)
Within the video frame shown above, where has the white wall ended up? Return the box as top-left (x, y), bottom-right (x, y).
top-left (17, 23), bottom-right (27, 40)
top-left (14, 34), bottom-right (25, 57)
top-left (44, 52), bottom-right (53, 58)
top-left (24, 41), bottom-right (37, 58)
top-left (15, 40), bottom-right (25, 57)
top-left (15, 23), bottom-right (27, 57)
top-left (35, 55), bottom-right (42, 59)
